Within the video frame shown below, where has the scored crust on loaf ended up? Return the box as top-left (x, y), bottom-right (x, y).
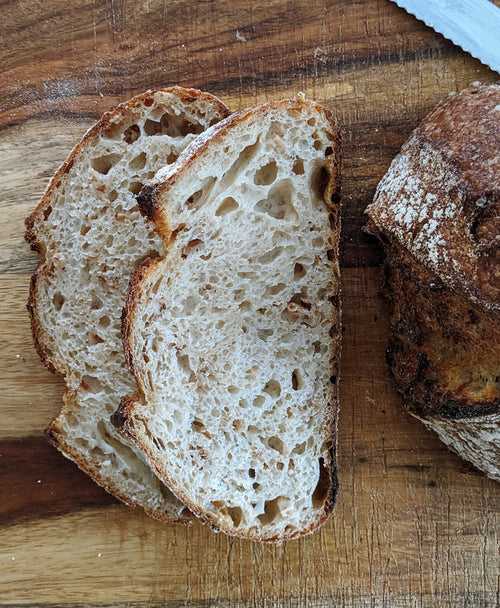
top-left (366, 82), bottom-right (499, 480)
top-left (116, 98), bottom-right (342, 541)
top-left (25, 88), bottom-right (230, 519)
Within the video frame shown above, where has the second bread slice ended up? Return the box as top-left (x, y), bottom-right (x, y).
top-left (115, 98), bottom-right (342, 541)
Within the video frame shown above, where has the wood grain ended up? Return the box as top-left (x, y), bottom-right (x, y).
top-left (0, 0), bottom-right (498, 606)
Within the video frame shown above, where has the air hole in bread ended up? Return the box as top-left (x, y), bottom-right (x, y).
top-left (123, 124), bottom-right (140, 144)
top-left (108, 189), bottom-right (118, 202)
top-left (150, 277), bottom-right (163, 296)
top-left (292, 159), bottom-right (305, 175)
top-left (152, 435), bottom-right (166, 450)
top-left (227, 506), bottom-right (243, 527)
top-left (88, 332), bottom-right (104, 345)
top-left (192, 418), bottom-right (206, 433)
top-left (227, 385), bottom-right (238, 394)
top-left (307, 118), bottom-right (316, 126)
top-left (164, 151), bottom-right (177, 165)
top-left (253, 395), bottom-right (265, 407)
top-left (293, 262), bottom-right (306, 280)
top-left (239, 398), bottom-right (248, 408)
top-left (185, 177), bottom-right (216, 211)
top-left (215, 196), bottom-right (239, 216)
top-left (263, 379), bottom-right (281, 398)
top-left (181, 239), bottom-right (203, 258)
top-left (254, 160), bottom-right (278, 186)
top-left (277, 462), bottom-right (285, 471)
top-left (267, 435), bottom-right (285, 453)
top-left (90, 294), bottom-right (102, 310)
top-left (233, 419), bottom-right (243, 431)
top-left (313, 139), bottom-right (322, 151)
top-left (239, 300), bottom-right (251, 311)
top-left (257, 328), bottom-right (273, 341)
top-left (253, 482), bottom-right (261, 491)
top-left (176, 351), bottom-right (193, 376)
top-left (81, 375), bottom-right (103, 393)
top-left (258, 496), bottom-right (287, 525)
top-left (310, 163), bottom-right (330, 206)
top-left (255, 180), bottom-right (298, 222)
top-left (257, 247), bottom-right (283, 265)
top-left (80, 224), bottom-right (91, 236)
top-left (238, 270), bottom-right (257, 279)
top-left (292, 441), bottom-right (306, 455)
top-left (144, 119), bottom-right (162, 136)
top-left (265, 283), bottom-right (286, 297)
top-left (130, 152), bottom-right (147, 170)
top-left (248, 468), bottom-right (256, 478)
top-left (324, 146), bottom-right (333, 157)
top-left (289, 293), bottom-right (311, 310)
top-left (161, 113), bottom-right (204, 137)
top-left (222, 138), bottom-right (261, 189)
top-left (216, 320), bottom-right (225, 329)
top-left (313, 340), bottom-right (321, 354)
top-left (91, 153), bottom-right (122, 175)
top-left (52, 292), bottom-right (65, 311)
top-left (129, 181), bottom-right (144, 195)
top-left (291, 369), bottom-right (303, 390)
top-left (312, 457), bottom-right (329, 508)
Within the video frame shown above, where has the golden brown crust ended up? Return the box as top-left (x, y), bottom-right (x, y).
top-left (141, 97), bottom-right (342, 244)
top-left (25, 87), bottom-right (230, 520)
top-left (47, 395), bottom-right (190, 524)
top-left (114, 390), bottom-right (339, 542)
top-left (117, 97), bottom-right (342, 541)
top-left (366, 82), bottom-right (500, 313)
top-left (121, 254), bottom-right (164, 378)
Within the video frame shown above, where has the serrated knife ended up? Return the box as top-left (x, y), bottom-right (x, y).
top-left (390, 0), bottom-right (500, 73)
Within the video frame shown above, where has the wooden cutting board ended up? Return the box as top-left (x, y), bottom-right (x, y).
top-left (1, 1), bottom-right (498, 606)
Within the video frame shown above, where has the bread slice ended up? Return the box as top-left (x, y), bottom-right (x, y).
top-left (25, 88), bottom-right (230, 520)
top-left (365, 83), bottom-right (500, 480)
top-left (115, 97), bottom-right (342, 541)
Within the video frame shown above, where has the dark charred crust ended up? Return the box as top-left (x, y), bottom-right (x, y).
top-left (110, 397), bottom-right (133, 432)
top-left (137, 184), bottom-right (157, 222)
top-left (380, 238), bottom-right (499, 422)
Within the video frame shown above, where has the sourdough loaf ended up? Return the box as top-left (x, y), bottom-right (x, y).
top-left (366, 82), bottom-right (500, 480)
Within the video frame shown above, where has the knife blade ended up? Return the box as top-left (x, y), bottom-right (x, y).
top-left (390, 0), bottom-right (500, 73)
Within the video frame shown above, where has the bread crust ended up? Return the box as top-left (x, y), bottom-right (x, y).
top-left (117, 97), bottom-right (342, 541)
top-left (367, 82), bottom-right (499, 313)
top-left (25, 87), bottom-right (230, 520)
top-left (366, 83), bottom-right (499, 480)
